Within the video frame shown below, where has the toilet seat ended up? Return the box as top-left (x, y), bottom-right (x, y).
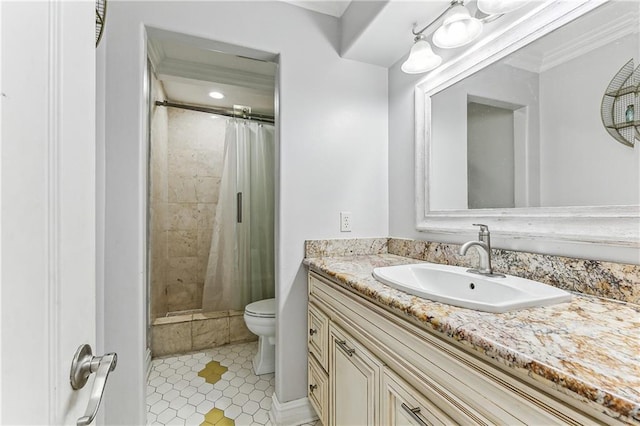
top-left (245, 298), bottom-right (275, 318)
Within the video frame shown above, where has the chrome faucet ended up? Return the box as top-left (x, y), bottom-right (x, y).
top-left (459, 224), bottom-right (505, 277)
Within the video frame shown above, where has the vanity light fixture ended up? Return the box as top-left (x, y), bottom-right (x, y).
top-left (402, 0), bottom-right (526, 74)
top-left (477, 0), bottom-right (527, 15)
top-left (432, 1), bottom-right (483, 48)
top-left (401, 34), bottom-right (443, 74)
top-left (208, 91), bottom-right (224, 99)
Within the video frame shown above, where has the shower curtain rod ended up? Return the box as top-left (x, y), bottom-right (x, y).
top-left (155, 100), bottom-right (275, 124)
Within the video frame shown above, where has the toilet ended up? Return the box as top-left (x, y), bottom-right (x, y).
top-left (243, 298), bottom-right (275, 375)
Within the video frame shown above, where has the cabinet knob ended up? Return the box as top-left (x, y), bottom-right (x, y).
top-left (309, 328), bottom-right (317, 336)
top-left (309, 384), bottom-right (318, 393)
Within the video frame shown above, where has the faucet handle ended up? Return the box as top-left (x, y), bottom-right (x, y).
top-left (472, 224), bottom-right (490, 244)
top-left (472, 223), bottom-right (489, 233)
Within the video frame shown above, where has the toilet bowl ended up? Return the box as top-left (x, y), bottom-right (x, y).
top-left (244, 298), bottom-right (275, 375)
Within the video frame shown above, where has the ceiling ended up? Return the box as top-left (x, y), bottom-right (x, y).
top-left (281, 0), bottom-right (456, 68)
top-left (148, 0), bottom-right (605, 113)
top-left (148, 30), bottom-right (277, 115)
top-left (340, 1), bottom-right (451, 67)
top-left (280, 0), bottom-right (352, 17)
top-left (146, 0), bottom-right (472, 110)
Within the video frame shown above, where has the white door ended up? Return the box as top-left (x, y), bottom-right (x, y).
top-left (1, 1), bottom-right (104, 424)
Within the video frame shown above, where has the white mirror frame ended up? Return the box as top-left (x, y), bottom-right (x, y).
top-left (415, 0), bottom-right (640, 263)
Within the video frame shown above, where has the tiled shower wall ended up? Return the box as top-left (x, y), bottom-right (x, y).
top-left (165, 108), bottom-right (225, 313)
top-left (150, 89), bottom-right (227, 319)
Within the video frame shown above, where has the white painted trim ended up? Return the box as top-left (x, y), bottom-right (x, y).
top-left (47, 2), bottom-right (63, 421)
top-left (269, 393), bottom-right (318, 426)
top-left (0, 2), bottom-right (4, 419)
top-left (146, 348), bottom-right (153, 379)
top-left (415, 0), bottom-right (640, 264)
top-left (138, 24), bottom-right (151, 422)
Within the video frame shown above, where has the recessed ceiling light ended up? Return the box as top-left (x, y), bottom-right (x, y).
top-left (209, 91), bottom-right (224, 99)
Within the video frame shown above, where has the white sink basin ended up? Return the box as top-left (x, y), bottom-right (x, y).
top-left (372, 263), bottom-right (571, 313)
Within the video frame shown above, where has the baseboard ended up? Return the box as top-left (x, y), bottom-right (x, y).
top-left (269, 393), bottom-right (318, 426)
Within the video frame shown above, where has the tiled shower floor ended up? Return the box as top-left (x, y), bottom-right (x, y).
top-left (146, 341), bottom-right (319, 426)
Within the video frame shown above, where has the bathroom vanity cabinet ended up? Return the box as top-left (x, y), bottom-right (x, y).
top-left (307, 271), bottom-right (621, 425)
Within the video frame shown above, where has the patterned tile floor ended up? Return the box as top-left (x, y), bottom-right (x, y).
top-left (146, 341), bottom-right (319, 426)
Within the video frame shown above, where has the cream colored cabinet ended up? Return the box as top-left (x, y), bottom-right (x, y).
top-left (308, 355), bottom-right (328, 425)
top-left (329, 323), bottom-right (382, 426)
top-left (382, 368), bottom-right (453, 426)
top-left (308, 302), bottom-right (329, 371)
top-left (308, 302), bottom-right (329, 425)
top-left (308, 271), bottom-right (619, 426)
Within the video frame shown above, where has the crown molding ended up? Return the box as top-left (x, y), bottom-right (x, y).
top-left (540, 10), bottom-right (638, 72)
top-left (505, 8), bottom-right (638, 73)
top-left (155, 58), bottom-right (274, 93)
top-left (146, 37), bottom-right (165, 72)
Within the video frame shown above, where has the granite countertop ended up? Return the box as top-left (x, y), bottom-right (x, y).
top-left (305, 253), bottom-right (640, 424)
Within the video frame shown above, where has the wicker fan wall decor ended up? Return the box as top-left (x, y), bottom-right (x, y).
top-left (96, 0), bottom-right (106, 47)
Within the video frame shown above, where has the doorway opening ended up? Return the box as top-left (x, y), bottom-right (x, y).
top-left (466, 95), bottom-right (530, 209)
top-left (145, 28), bottom-right (278, 360)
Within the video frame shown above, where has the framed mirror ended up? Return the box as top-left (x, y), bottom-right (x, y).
top-left (415, 0), bottom-right (639, 261)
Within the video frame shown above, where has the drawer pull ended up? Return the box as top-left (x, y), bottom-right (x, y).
top-left (336, 340), bottom-right (355, 357)
top-left (309, 384), bottom-right (318, 393)
top-left (309, 328), bottom-right (317, 336)
top-left (401, 403), bottom-right (429, 426)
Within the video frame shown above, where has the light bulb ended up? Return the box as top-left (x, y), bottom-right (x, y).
top-left (478, 0), bottom-right (527, 15)
top-left (401, 36), bottom-right (442, 74)
top-left (432, 3), bottom-right (483, 49)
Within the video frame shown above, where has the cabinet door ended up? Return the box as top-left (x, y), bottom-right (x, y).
top-left (329, 324), bottom-right (382, 426)
top-left (308, 302), bottom-right (329, 370)
top-left (382, 368), bottom-right (454, 426)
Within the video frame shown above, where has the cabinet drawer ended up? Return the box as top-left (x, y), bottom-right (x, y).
top-left (308, 356), bottom-right (328, 426)
top-left (308, 302), bottom-right (329, 370)
top-left (382, 368), bottom-right (454, 426)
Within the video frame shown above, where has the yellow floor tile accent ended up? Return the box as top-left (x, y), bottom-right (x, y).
top-left (201, 407), bottom-right (235, 426)
top-left (198, 360), bottom-right (228, 384)
top-left (198, 363), bottom-right (234, 425)
top-left (204, 408), bottom-right (224, 424)
top-left (215, 417), bottom-right (234, 426)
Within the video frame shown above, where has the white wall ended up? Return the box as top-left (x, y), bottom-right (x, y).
top-left (100, 1), bottom-right (388, 423)
top-left (539, 36), bottom-right (640, 207)
top-left (388, 62), bottom-right (422, 240)
top-left (429, 62), bottom-right (539, 211)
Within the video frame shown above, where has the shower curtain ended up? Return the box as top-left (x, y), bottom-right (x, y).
top-left (201, 120), bottom-right (275, 312)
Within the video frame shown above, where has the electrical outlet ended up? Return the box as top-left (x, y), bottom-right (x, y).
top-left (340, 211), bottom-right (352, 232)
